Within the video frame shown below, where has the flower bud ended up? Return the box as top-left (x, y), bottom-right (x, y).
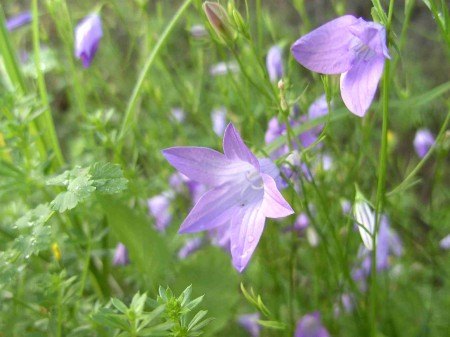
top-left (202, 2), bottom-right (236, 44)
top-left (353, 187), bottom-right (375, 250)
top-left (75, 13), bottom-right (103, 68)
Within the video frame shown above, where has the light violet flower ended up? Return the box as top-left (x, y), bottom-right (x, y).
top-left (413, 129), bottom-right (435, 158)
top-left (178, 237), bottom-right (204, 259)
top-left (209, 61), bottom-right (239, 76)
top-left (75, 14), bottom-right (103, 68)
top-left (6, 11), bottom-right (32, 31)
top-left (238, 313), bottom-right (260, 337)
top-left (440, 234), bottom-right (450, 250)
top-left (291, 15), bottom-right (390, 117)
top-left (190, 24), bottom-right (208, 39)
top-left (211, 107), bottom-right (227, 136)
top-left (352, 215), bottom-right (402, 292)
top-left (148, 193), bottom-right (173, 232)
top-left (266, 45), bottom-right (284, 82)
top-left (295, 312), bottom-right (330, 337)
top-left (171, 107), bottom-right (186, 123)
top-left (113, 243), bottom-right (129, 266)
top-left (162, 123), bottom-right (294, 272)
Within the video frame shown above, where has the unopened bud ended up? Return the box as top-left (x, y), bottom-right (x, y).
top-left (51, 242), bottom-right (62, 261)
top-left (202, 2), bottom-right (237, 44)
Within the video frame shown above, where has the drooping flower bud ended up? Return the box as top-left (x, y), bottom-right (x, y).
top-left (74, 13), bottom-right (103, 68)
top-left (353, 187), bottom-right (375, 250)
top-left (202, 2), bottom-right (236, 44)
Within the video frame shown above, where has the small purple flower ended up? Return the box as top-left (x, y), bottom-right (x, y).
top-left (178, 237), bottom-right (204, 259)
top-left (440, 234), bottom-right (450, 250)
top-left (308, 94), bottom-right (330, 134)
top-left (211, 107), bottom-right (227, 136)
top-left (413, 129), bottom-right (435, 158)
top-left (148, 193), bottom-right (173, 232)
top-left (5, 11), bottom-right (32, 31)
top-left (291, 15), bottom-right (390, 117)
top-left (352, 215), bottom-right (403, 285)
top-left (162, 123), bottom-right (294, 272)
top-left (210, 61), bottom-right (239, 76)
top-left (113, 243), bottom-right (129, 266)
top-left (171, 107), bottom-right (186, 123)
top-left (238, 313), bottom-right (260, 337)
top-left (294, 212), bottom-right (309, 231)
top-left (266, 45), bottom-right (284, 82)
top-left (75, 14), bottom-right (103, 68)
top-left (295, 312), bottom-right (330, 337)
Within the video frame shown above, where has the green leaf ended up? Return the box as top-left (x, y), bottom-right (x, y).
top-left (111, 298), bottom-right (129, 314)
top-left (91, 308), bottom-right (130, 330)
top-left (89, 162), bottom-right (128, 194)
top-left (256, 319), bottom-right (286, 330)
top-left (99, 195), bottom-right (171, 289)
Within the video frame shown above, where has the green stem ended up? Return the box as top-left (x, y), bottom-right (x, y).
top-left (117, 0), bottom-right (194, 145)
top-left (32, 0), bottom-right (65, 169)
top-left (371, 1), bottom-right (395, 335)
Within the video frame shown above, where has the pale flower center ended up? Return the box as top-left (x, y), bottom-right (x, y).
top-left (351, 39), bottom-right (377, 62)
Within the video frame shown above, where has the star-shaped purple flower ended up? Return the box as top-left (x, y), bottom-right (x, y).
top-left (162, 123), bottom-right (294, 272)
top-left (291, 15), bottom-right (390, 117)
top-left (75, 14), bottom-right (103, 68)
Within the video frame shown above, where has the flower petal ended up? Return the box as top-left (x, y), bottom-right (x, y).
top-left (348, 18), bottom-right (390, 59)
top-left (291, 15), bottom-right (358, 74)
top-left (162, 147), bottom-right (251, 187)
top-left (340, 55), bottom-right (385, 117)
top-left (223, 123), bottom-right (259, 167)
top-left (261, 174), bottom-right (294, 218)
top-left (178, 183), bottom-right (240, 234)
top-left (230, 203), bottom-right (266, 272)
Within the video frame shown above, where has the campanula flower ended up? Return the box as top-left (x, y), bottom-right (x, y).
top-left (440, 234), bottom-right (450, 250)
top-left (291, 15), bottom-right (390, 117)
top-left (211, 107), bottom-right (227, 136)
top-left (177, 237), bottom-right (204, 259)
top-left (352, 215), bottom-right (402, 289)
top-left (148, 193), bottom-right (173, 232)
top-left (162, 123), bottom-right (294, 272)
top-left (75, 14), bottom-right (103, 68)
top-left (266, 45), bottom-right (284, 82)
top-left (413, 129), bottom-right (435, 158)
top-left (295, 312), bottom-right (330, 337)
top-left (237, 313), bottom-right (260, 337)
top-left (5, 11), bottom-right (32, 31)
top-left (210, 61), bottom-right (239, 76)
top-left (113, 243), bottom-right (129, 266)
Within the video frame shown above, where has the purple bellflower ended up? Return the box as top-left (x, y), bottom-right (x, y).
top-left (413, 128), bottom-right (435, 158)
top-left (148, 193), bottom-right (173, 232)
top-left (113, 243), bottom-right (129, 266)
top-left (178, 237), bottom-right (204, 259)
top-left (75, 14), bottom-right (103, 68)
top-left (6, 11), bottom-right (32, 31)
top-left (266, 45), bottom-right (284, 82)
top-left (295, 312), bottom-right (331, 337)
top-left (352, 215), bottom-right (402, 288)
top-left (291, 15), bottom-right (390, 117)
top-left (238, 313), bottom-right (260, 337)
top-left (162, 123), bottom-right (294, 272)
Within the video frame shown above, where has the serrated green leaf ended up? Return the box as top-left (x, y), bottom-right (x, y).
top-left (89, 162), bottom-right (128, 194)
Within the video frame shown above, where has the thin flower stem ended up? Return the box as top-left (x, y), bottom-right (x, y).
top-left (32, 0), bottom-right (65, 169)
top-left (117, 0), bottom-right (194, 146)
top-left (371, 1), bottom-right (395, 335)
